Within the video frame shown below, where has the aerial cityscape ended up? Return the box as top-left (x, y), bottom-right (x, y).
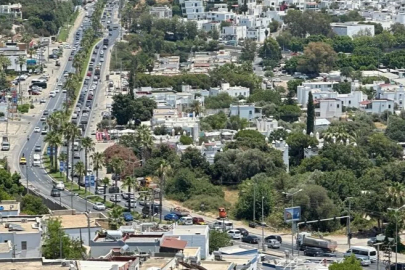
top-left (0, 0), bottom-right (404, 269)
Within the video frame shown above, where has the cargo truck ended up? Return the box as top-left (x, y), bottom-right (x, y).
top-left (297, 232), bottom-right (337, 252)
top-left (170, 207), bottom-right (190, 218)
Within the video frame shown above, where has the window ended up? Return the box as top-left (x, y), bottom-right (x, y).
top-left (349, 100), bottom-right (351, 104)
top-left (389, 104), bottom-right (391, 109)
top-left (249, 110), bottom-right (253, 114)
top-left (315, 112), bottom-right (321, 117)
top-left (21, 241), bottom-right (27, 250)
top-left (337, 104), bottom-right (340, 108)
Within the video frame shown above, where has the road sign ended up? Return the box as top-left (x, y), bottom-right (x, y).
top-left (284, 206), bottom-right (301, 223)
top-left (85, 176), bottom-right (90, 187)
top-left (59, 161), bottom-right (64, 172)
top-left (47, 146), bottom-right (55, 156)
top-left (90, 175), bottom-right (95, 187)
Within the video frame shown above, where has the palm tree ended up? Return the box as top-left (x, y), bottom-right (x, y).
top-left (102, 177), bottom-right (110, 203)
top-left (91, 152), bottom-right (104, 189)
top-left (323, 125), bottom-right (355, 144)
top-left (122, 176), bottom-right (136, 193)
top-left (108, 206), bottom-right (123, 230)
top-left (28, 48), bottom-right (36, 59)
top-left (74, 161), bottom-right (85, 190)
top-left (111, 157), bottom-right (125, 204)
top-left (0, 55), bottom-right (11, 71)
top-left (66, 124), bottom-right (80, 184)
top-left (190, 100), bottom-right (201, 116)
top-left (136, 125), bottom-right (153, 160)
top-left (44, 131), bottom-right (62, 172)
top-left (81, 137), bottom-right (95, 193)
top-left (386, 182), bottom-right (405, 208)
top-left (17, 55), bottom-right (25, 105)
top-left (155, 160), bottom-right (172, 221)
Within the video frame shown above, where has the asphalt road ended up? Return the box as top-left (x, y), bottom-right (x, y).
top-left (17, 2), bottom-right (114, 212)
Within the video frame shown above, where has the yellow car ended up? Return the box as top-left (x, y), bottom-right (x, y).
top-left (19, 157), bottom-right (26, 165)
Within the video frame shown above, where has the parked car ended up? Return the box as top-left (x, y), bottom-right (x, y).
top-left (123, 212), bottom-right (133, 221)
top-left (367, 237), bottom-right (378, 246)
top-left (227, 229), bottom-right (242, 239)
top-left (357, 256), bottom-right (371, 267)
top-left (265, 235), bottom-right (283, 244)
top-left (267, 239), bottom-right (281, 249)
top-left (164, 213), bottom-right (179, 221)
top-left (388, 263), bottom-right (405, 270)
top-left (235, 228), bottom-right (249, 236)
top-left (242, 235), bottom-right (260, 244)
top-left (110, 195), bottom-right (121, 202)
top-left (93, 202), bottom-right (106, 211)
top-left (192, 217), bottom-right (206, 225)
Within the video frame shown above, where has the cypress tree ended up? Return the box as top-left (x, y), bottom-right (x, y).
top-left (306, 92), bottom-right (314, 135)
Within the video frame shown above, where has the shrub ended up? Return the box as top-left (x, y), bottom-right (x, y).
top-left (184, 194), bottom-right (231, 212)
top-left (17, 104), bottom-right (30, 113)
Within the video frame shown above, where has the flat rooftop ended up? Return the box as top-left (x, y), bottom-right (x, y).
top-left (0, 221), bottom-right (40, 233)
top-left (139, 257), bottom-right (174, 270)
top-left (1, 261), bottom-right (64, 270)
top-left (0, 200), bottom-right (19, 211)
top-left (78, 261), bottom-right (128, 270)
top-left (52, 214), bottom-right (100, 229)
top-left (200, 261), bottom-right (233, 270)
top-left (172, 225), bottom-right (208, 235)
top-left (0, 242), bottom-right (11, 253)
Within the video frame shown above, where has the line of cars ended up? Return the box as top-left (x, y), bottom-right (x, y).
top-left (227, 228), bottom-right (283, 248)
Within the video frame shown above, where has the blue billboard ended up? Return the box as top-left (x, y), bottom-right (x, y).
top-left (284, 206), bottom-right (301, 222)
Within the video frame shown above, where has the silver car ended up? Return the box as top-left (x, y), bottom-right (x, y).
top-left (267, 239), bottom-right (281, 249)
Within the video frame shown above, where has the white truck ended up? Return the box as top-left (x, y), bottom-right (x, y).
top-left (1, 136), bottom-right (9, 151)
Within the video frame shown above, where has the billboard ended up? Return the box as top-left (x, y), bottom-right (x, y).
top-left (284, 206), bottom-right (301, 222)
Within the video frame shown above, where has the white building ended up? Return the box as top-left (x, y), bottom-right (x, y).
top-left (210, 82), bottom-right (250, 98)
top-left (168, 225), bottom-right (209, 259)
top-left (331, 22), bottom-right (375, 37)
top-left (297, 81), bottom-right (338, 106)
top-left (360, 99), bottom-right (395, 114)
top-left (0, 217), bottom-right (42, 258)
top-left (314, 98), bottom-right (343, 119)
top-left (150, 6), bottom-right (172, 18)
top-left (181, 0), bottom-right (205, 20)
top-left (271, 138), bottom-right (289, 172)
top-left (247, 27), bottom-right (269, 43)
top-left (206, 11), bottom-right (235, 22)
top-left (0, 200), bottom-right (20, 216)
top-left (255, 117), bottom-right (279, 137)
top-left (202, 21), bottom-right (220, 32)
top-left (377, 84), bottom-right (405, 109)
top-left (221, 25), bottom-right (247, 41)
top-left (0, 3), bottom-right (22, 19)
top-left (229, 103), bottom-right (262, 120)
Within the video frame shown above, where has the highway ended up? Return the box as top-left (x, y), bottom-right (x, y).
top-left (17, 2), bottom-right (118, 213)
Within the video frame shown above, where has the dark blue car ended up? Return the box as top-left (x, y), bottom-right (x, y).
top-left (164, 213), bottom-right (179, 221)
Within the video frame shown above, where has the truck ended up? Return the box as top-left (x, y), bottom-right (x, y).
top-left (170, 207), bottom-right (190, 218)
top-left (297, 232), bottom-right (337, 252)
top-left (1, 136), bottom-right (9, 151)
top-left (103, 38), bottom-right (109, 46)
top-left (95, 67), bottom-right (100, 76)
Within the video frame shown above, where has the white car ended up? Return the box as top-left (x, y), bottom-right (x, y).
top-left (100, 57), bottom-right (104, 62)
top-left (110, 195), bottom-right (121, 202)
top-left (227, 229), bottom-right (242, 239)
top-left (62, 89), bottom-right (67, 93)
top-left (34, 127), bottom-right (41, 133)
top-left (40, 117), bottom-right (46, 122)
top-left (55, 88), bottom-right (60, 93)
top-left (49, 91), bottom-right (56, 97)
top-left (93, 202), bottom-right (106, 211)
top-left (57, 82), bottom-right (63, 87)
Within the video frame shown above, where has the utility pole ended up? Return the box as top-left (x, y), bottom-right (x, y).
top-left (253, 182), bottom-right (256, 222)
top-left (346, 197), bottom-right (354, 247)
top-left (261, 196), bottom-right (265, 251)
top-left (26, 164), bottom-right (29, 194)
top-left (282, 189), bottom-right (303, 256)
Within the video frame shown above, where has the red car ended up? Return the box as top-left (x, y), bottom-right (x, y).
top-left (87, 94), bottom-right (93, 100)
top-left (192, 217), bottom-right (206, 225)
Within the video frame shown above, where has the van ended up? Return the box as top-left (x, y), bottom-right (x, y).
top-left (213, 220), bottom-right (233, 231)
top-left (50, 187), bottom-right (61, 197)
top-left (179, 216), bottom-right (193, 225)
top-left (55, 181), bottom-right (65, 190)
top-left (32, 154), bottom-right (41, 167)
top-left (344, 246), bottom-right (377, 262)
top-left (96, 186), bottom-right (105, 194)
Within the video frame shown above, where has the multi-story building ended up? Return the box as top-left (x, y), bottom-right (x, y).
top-left (229, 103), bottom-right (262, 120)
top-left (0, 3), bottom-right (22, 19)
top-left (206, 11), bottom-right (235, 21)
top-left (150, 6), bottom-right (172, 18)
top-left (246, 27), bottom-right (269, 43)
top-left (180, 0), bottom-right (205, 20)
top-left (360, 99), bottom-right (395, 114)
top-left (221, 25), bottom-right (247, 41)
top-left (210, 82), bottom-right (250, 98)
top-left (314, 98), bottom-right (343, 119)
top-left (255, 117), bottom-right (279, 137)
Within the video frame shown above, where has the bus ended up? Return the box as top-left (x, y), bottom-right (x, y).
top-left (344, 246), bottom-right (377, 262)
top-left (32, 154), bottom-right (41, 167)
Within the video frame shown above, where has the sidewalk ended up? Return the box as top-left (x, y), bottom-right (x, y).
top-left (7, 8), bottom-right (85, 173)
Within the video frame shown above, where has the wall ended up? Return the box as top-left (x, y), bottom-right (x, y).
top-left (65, 226), bottom-right (101, 246)
top-left (0, 232), bottom-right (41, 258)
top-left (90, 239), bottom-right (161, 258)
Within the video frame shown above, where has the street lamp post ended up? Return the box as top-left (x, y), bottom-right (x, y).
top-left (282, 189), bottom-right (303, 256)
top-left (261, 196), bottom-right (265, 250)
top-left (388, 205), bottom-right (405, 270)
top-left (345, 197), bottom-right (354, 247)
